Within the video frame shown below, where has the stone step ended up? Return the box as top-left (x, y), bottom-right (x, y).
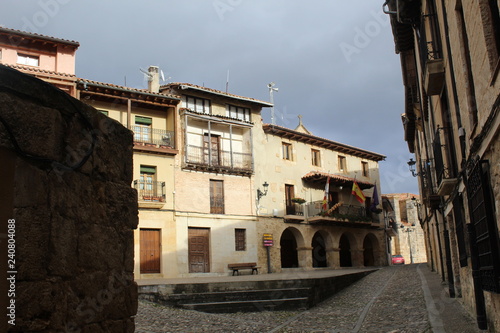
top-left (168, 287), bottom-right (311, 305)
top-left (180, 297), bottom-right (310, 313)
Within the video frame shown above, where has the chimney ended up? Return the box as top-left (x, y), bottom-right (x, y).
top-left (147, 66), bottom-right (160, 93)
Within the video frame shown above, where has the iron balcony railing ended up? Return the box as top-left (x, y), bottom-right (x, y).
top-left (433, 129), bottom-right (450, 185)
top-left (307, 200), bottom-right (367, 218)
top-left (285, 202), bottom-right (305, 216)
top-left (130, 125), bottom-right (175, 148)
top-left (133, 180), bottom-right (165, 202)
top-left (185, 144), bottom-right (252, 171)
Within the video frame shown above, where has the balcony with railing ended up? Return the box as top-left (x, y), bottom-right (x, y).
top-left (133, 180), bottom-right (166, 208)
top-left (420, 15), bottom-right (445, 95)
top-left (184, 144), bottom-right (253, 175)
top-left (283, 200), bottom-right (379, 226)
top-left (130, 125), bottom-right (176, 154)
top-left (433, 129), bottom-right (458, 196)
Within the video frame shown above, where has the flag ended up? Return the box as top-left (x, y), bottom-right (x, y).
top-left (351, 181), bottom-right (365, 204)
top-left (370, 183), bottom-right (379, 211)
top-left (322, 175), bottom-right (330, 211)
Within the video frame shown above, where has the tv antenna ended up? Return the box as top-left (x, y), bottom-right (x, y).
top-left (268, 82), bottom-right (278, 125)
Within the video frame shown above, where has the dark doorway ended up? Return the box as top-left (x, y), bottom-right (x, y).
top-left (280, 228), bottom-right (299, 268)
top-left (339, 234), bottom-right (352, 267)
top-left (363, 235), bottom-right (375, 266)
top-left (312, 232), bottom-right (327, 267)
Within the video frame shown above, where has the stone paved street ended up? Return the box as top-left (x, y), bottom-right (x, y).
top-left (135, 264), bottom-right (481, 332)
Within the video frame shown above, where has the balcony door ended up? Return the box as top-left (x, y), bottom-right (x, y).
top-left (204, 134), bottom-right (221, 166)
top-left (285, 184), bottom-right (295, 215)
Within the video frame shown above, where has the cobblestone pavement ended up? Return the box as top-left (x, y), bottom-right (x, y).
top-left (135, 264), bottom-right (481, 333)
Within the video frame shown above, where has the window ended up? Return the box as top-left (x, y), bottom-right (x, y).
top-left (282, 142), bottom-right (292, 160)
top-left (285, 184), bottom-right (295, 215)
top-left (185, 96), bottom-right (211, 114)
top-left (17, 53), bottom-right (39, 66)
top-left (134, 116), bottom-right (152, 142)
top-left (479, 0), bottom-right (500, 73)
top-left (338, 155), bottom-right (347, 172)
top-left (362, 161), bottom-right (369, 177)
top-left (139, 165), bottom-right (157, 200)
top-left (311, 149), bottom-right (321, 167)
top-left (235, 229), bottom-right (246, 251)
top-left (227, 105), bottom-right (250, 122)
top-left (210, 180), bottom-right (224, 214)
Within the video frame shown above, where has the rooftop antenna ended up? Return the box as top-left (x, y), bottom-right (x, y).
top-left (268, 82), bottom-right (278, 125)
top-left (226, 69), bottom-right (229, 93)
top-left (139, 67), bottom-right (152, 84)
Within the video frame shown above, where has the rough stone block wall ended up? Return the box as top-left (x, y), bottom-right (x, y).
top-left (0, 65), bottom-right (138, 332)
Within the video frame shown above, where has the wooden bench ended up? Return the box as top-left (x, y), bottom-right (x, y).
top-left (228, 262), bottom-right (259, 276)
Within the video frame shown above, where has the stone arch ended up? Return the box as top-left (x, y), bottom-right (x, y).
top-left (339, 232), bottom-right (356, 267)
top-left (311, 231), bottom-right (328, 268)
top-left (280, 227), bottom-right (305, 268)
top-left (363, 232), bottom-right (381, 266)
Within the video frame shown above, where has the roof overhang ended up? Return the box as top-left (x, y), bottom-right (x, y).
top-left (302, 171), bottom-right (374, 190)
top-left (163, 83), bottom-right (273, 108)
top-left (0, 27), bottom-right (80, 48)
top-left (77, 79), bottom-right (181, 107)
top-left (264, 124), bottom-right (386, 162)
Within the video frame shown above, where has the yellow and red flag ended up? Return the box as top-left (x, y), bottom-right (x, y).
top-left (351, 181), bottom-right (365, 204)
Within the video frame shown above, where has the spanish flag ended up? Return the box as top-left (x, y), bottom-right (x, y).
top-left (351, 181), bottom-right (365, 203)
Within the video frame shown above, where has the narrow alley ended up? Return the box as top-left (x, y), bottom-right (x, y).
top-left (136, 264), bottom-right (481, 332)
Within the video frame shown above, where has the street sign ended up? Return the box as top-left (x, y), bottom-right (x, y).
top-left (263, 233), bottom-right (273, 247)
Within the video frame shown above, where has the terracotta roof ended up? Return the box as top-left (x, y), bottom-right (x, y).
top-left (162, 82), bottom-right (273, 107)
top-left (77, 78), bottom-right (181, 101)
top-left (302, 171), bottom-right (374, 190)
top-left (4, 63), bottom-right (76, 78)
top-left (0, 27), bottom-right (79, 47)
top-left (263, 124), bottom-right (386, 162)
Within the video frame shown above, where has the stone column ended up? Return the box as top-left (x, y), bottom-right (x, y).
top-left (327, 247), bottom-right (340, 268)
top-left (297, 246), bottom-right (314, 269)
top-left (351, 249), bottom-right (365, 267)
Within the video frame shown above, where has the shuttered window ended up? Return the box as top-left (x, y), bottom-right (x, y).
top-left (235, 229), bottom-right (246, 251)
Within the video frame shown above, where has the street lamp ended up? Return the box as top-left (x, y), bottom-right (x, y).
top-left (407, 158), bottom-right (418, 177)
top-left (257, 182), bottom-right (269, 202)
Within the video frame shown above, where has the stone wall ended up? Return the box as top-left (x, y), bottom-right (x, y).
top-left (0, 65), bottom-right (138, 332)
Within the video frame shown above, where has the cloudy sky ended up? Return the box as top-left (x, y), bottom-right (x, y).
top-left (1, 0), bottom-right (418, 194)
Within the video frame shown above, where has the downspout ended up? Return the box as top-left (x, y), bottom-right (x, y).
top-left (127, 99), bottom-right (132, 129)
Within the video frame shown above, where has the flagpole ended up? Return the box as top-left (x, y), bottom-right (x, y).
top-left (347, 176), bottom-right (355, 215)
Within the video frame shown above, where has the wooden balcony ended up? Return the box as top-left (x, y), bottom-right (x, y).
top-left (183, 145), bottom-right (253, 176)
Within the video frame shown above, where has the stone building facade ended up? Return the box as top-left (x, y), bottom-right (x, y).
top-left (385, 0), bottom-right (500, 330)
top-left (1, 26), bottom-right (391, 284)
top-left (383, 193), bottom-right (427, 264)
top-left (253, 120), bottom-right (387, 273)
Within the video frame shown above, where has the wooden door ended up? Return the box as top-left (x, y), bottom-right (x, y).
top-left (140, 229), bottom-right (161, 273)
top-left (188, 227), bottom-right (210, 273)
